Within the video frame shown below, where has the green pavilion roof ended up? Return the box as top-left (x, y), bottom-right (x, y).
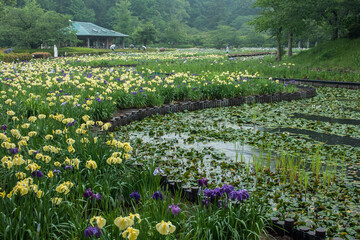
top-left (71, 21), bottom-right (128, 37)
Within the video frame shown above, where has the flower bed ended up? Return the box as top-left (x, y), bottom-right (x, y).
top-left (0, 52), bottom-right (300, 239)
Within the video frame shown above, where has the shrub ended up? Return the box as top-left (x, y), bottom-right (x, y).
top-left (0, 53), bottom-right (32, 62)
top-left (32, 52), bottom-right (52, 59)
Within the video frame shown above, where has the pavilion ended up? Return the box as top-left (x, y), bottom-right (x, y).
top-left (70, 21), bottom-right (128, 48)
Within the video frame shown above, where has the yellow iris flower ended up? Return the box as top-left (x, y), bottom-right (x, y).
top-left (156, 220), bottom-right (176, 235)
top-left (122, 227), bottom-right (140, 240)
top-left (90, 216), bottom-right (106, 229)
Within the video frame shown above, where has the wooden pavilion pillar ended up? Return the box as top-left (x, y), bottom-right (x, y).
top-left (87, 37), bottom-right (90, 48)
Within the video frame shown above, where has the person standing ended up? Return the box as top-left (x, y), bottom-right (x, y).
top-left (54, 45), bottom-right (58, 58)
top-left (226, 44), bottom-right (230, 54)
top-left (110, 44), bottom-right (116, 52)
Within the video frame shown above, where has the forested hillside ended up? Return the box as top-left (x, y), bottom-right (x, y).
top-left (0, 0), bottom-right (359, 49)
top-left (0, 0), bottom-right (271, 48)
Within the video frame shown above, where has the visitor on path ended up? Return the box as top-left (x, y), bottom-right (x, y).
top-left (142, 45), bottom-right (147, 51)
top-left (110, 44), bottom-right (116, 52)
top-left (226, 44), bottom-right (230, 54)
top-left (54, 45), bottom-right (58, 58)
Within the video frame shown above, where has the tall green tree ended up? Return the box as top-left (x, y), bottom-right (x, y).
top-left (0, 0), bottom-right (15, 12)
top-left (208, 25), bottom-right (239, 48)
top-left (132, 22), bottom-right (156, 46)
top-left (67, 0), bottom-right (96, 22)
top-left (163, 19), bottom-right (187, 46)
top-left (250, 0), bottom-right (286, 61)
top-left (312, 0), bottom-right (360, 40)
top-left (0, 0), bottom-right (75, 48)
top-left (111, 0), bottom-right (138, 35)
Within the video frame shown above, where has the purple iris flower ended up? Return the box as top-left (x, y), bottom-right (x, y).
top-left (83, 188), bottom-right (93, 198)
top-left (1, 124), bottom-right (7, 130)
top-left (60, 101), bottom-right (67, 106)
top-left (53, 169), bottom-right (61, 175)
top-left (198, 178), bottom-right (208, 187)
top-left (31, 170), bottom-right (43, 178)
top-left (92, 193), bottom-right (102, 201)
top-left (153, 167), bottom-right (164, 176)
top-left (202, 198), bottom-right (210, 206)
top-left (203, 189), bottom-right (215, 199)
top-left (64, 165), bottom-right (73, 170)
top-left (151, 191), bottom-right (163, 200)
top-left (130, 190), bottom-right (140, 200)
top-left (221, 184), bottom-right (234, 194)
top-left (83, 188), bottom-right (102, 200)
top-left (168, 203), bottom-right (181, 215)
top-left (67, 120), bottom-right (77, 127)
top-left (213, 188), bottom-right (224, 197)
top-left (95, 98), bottom-right (103, 103)
top-left (229, 189), bottom-right (250, 202)
top-left (84, 226), bottom-right (102, 238)
top-left (132, 91), bottom-right (138, 95)
top-left (9, 147), bottom-right (19, 155)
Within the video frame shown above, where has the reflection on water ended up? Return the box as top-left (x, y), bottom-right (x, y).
top-left (126, 117), bottom-right (360, 183)
top-left (130, 131), bottom-right (275, 164)
top-left (129, 131), bottom-right (278, 183)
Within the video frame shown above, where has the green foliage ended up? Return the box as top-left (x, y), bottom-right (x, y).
top-left (0, 52), bottom-right (32, 62)
top-left (291, 38), bottom-right (360, 70)
top-left (0, 0), bottom-right (76, 48)
top-left (133, 22), bottom-right (157, 46)
top-left (183, 199), bottom-right (267, 240)
top-left (2, 0), bottom-right (360, 49)
top-left (67, 0), bottom-right (96, 23)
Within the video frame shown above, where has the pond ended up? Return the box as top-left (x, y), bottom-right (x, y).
top-left (115, 86), bottom-right (360, 238)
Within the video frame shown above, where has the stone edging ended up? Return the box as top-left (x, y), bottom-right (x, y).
top-left (104, 86), bottom-right (316, 132)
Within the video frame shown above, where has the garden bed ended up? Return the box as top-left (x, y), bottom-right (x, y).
top-left (0, 51), bottom-right (359, 239)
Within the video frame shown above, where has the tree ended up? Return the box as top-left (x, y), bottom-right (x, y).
top-left (132, 22), bottom-right (156, 46)
top-left (67, 0), bottom-right (96, 23)
top-left (111, 0), bottom-right (138, 35)
top-left (250, 0), bottom-right (286, 61)
top-left (311, 0), bottom-right (360, 40)
top-left (0, 0), bottom-right (15, 11)
top-left (0, 0), bottom-right (75, 48)
top-left (208, 25), bottom-right (239, 48)
top-left (163, 19), bottom-right (187, 46)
